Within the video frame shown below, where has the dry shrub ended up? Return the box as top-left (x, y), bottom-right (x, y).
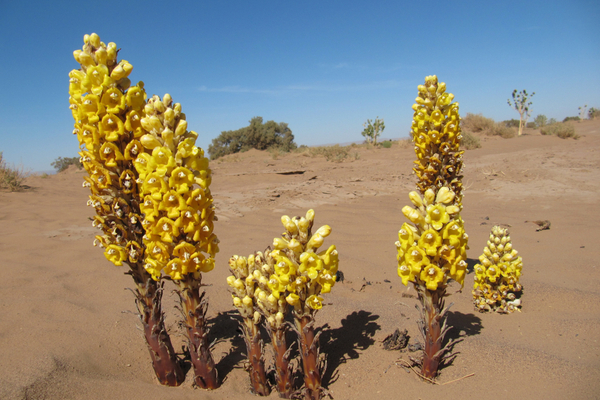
top-left (540, 123), bottom-right (579, 139)
top-left (0, 152), bottom-right (28, 191)
top-left (460, 131), bottom-right (481, 149)
top-left (461, 113), bottom-right (495, 132)
top-left (488, 123), bottom-right (516, 138)
top-left (397, 138), bottom-right (413, 149)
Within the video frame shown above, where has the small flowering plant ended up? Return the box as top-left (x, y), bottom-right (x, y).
top-left (473, 226), bottom-right (523, 313)
top-left (395, 75), bottom-right (468, 379)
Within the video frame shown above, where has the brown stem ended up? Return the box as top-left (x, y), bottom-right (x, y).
top-left (417, 285), bottom-right (447, 379)
top-left (242, 321), bottom-right (270, 396)
top-left (178, 275), bottom-right (219, 389)
top-left (133, 278), bottom-right (184, 386)
top-left (297, 315), bottom-right (322, 400)
top-left (270, 326), bottom-right (294, 398)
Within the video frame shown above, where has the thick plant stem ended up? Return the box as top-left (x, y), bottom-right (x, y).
top-left (242, 322), bottom-right (270, 396)
top-left (417, 285), bottom-right (447, 379)
top-left (270, 327), bottom-right (293, 398)
top-left (133, 278), bottom-right (184, 386)
top-left (179, 276), bottom-right (219, 389)
top-left (297, 316), bottom-right (322, 400)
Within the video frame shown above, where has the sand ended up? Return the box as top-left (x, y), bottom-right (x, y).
top-left (1, 120), bottom-right (599, 399)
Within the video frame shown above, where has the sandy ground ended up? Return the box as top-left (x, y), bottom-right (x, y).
top-left (1, 120), bottom-right (599, 399)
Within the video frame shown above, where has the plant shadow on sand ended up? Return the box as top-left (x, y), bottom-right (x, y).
top-left (437, 310), bottom-right (483, 371)
top-left (319, 310), bottom-right (381, 388)
top-left (208, 310), bottom-right (247, 385)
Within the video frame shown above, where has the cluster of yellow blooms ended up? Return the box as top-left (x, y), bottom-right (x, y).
top-left (411, 76), bottom-right (464, 202)
top-left (68, 33), bottom-right (217, 282)
top-left (397, 76), bottom-right (468, 291)
top-left (473, 226), bottom-right (523, 313)
top-left (228, 209), bottom-right (338, 322)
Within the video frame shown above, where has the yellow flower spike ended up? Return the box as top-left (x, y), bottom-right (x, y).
top-left (99, 113), bottom-right (125, 142)
top-left (169, 166), bottom-right (194, 194)
top-left (99, 142), bottom-right (124, 167)
top-left (418, 229), bottom-right (442, 257)
top-left (420, 265), bottom-right (445, 291)
top-left (104, 244), bottom-right (127, 266)
top-left (306, 295), bottom-right (324, 310)
top-left (425, 204), bottom-right (450, 231)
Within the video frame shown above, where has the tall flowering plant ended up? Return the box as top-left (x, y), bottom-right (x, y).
top-left (395, 75), bottom-right (468, 379)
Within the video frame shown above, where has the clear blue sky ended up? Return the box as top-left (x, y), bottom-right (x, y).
top-left (1, 1), bottom-right (598, 172)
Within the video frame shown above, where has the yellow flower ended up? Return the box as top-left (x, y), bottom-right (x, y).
top-left (126, 85), bottom-right (147, 111)
top-left (402, 206), bottom-right (425, 226)
top-left (318, 272), bottom-right (336, 293)
top-left (140, 195), bottom-right (160, 221)
top-left (84, 64), bottom-right (112, 96)
top-left (430, 109), bottom-right (445, 127)
top-left (485, 265), bottom-right (501, 283)
top-left (299, 252), bottom-right (323, 280)
top-left (159, 190), bottom-right (187, 219)
top-left (184, 153), bottom-right (210, 173)
top-left (124, 140), bottom-right (143, 161)
top-left (397, 223), bottom-right (416, 251)
top-left (143, 258), bottom-right (164, 281)
top-left (68, 69), bottom-right (86, 98)
top-left (306, 295), bottom-right (324, 310)
top-left (153, 217), bottom-right (179, 243)
top-left (101, 87), bottom-right (126, 114)
top-left (125, 110), bottom-right (145, 138)
top-left (286, 293), bottom-right (300, 306)
top-left (318, 245), bottom-right (338, 273)
top-left (146, 241), bottom-right (170, 264)
top-left (169, 166), bottom-right (194, 194)
top-left (397, 262), bottom-right (418, 286)
top-left (420, 264), bottom-right (445, 290)
top-left (426, 204), bottom-right (450, 231)
top-left (436, 92), bottom-right (454, 108)
top-left (418, 229), bottom-right (442, 257)
top-left (119, 169), bottom-right (136, 194)
top-left (149, 147), bottom-right (176, 177)
top-left (142, 172), bottom-right (168, 201)
top-left (104, 245), bottom-right (127, 266)
top-left (176, 208), bottom-right (201, 234)
top-left (186, 188), bottom-right (209, 210)
top-left (79, 94), bottom-right (104, 124)
top-left (405, 245), bottom-right (430, 271)
top-left (99, 142), bottom-right (124, 168)
top-left (449, 259), bottom-right (467, 286)
top-left (99, 113), bottom-right (125, 142)
top-left (78, 124), bottom-right (100, 150)
top-left (442, 220), bottom-right (464, 247)
top-left (268, 275), bottom-right (286, 299)
top-left (164, 258), bottom-right (185, 280)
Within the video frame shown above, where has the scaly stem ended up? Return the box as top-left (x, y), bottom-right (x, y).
top-left (417, 285), bottom-right (447, 379)
top-left (270, 326), bottom-right (293, 398)
top-left (133, 277), bottom-right (184, 386)
top-left (178, 275), bottom-right (219, 389)
top-left (242, 321), bottom-right (270, 396)
top-left (297, 315), bottom-right (322, 400)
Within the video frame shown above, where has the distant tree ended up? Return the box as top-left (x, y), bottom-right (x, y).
top-left (361, 117), bottom-right (385, 145)
top-left (208, 117), bottom-right (296, 160)
top-left (548, 118), bottom-right (557, 125)
top-left (507, 89), bottom-right (535, 136)
top-left (51, 156), bottom-right (82, 172)
top-left (578, 105), bottom-right (588, 121)
top-left (589, 107), bottom-right (600, 120)
top-left (533, 114), bottom-right (547, 128)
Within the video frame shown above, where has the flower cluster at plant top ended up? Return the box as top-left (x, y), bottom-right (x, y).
top-left (396, 75), bottom-right (468, 291)
top-left (473, 225), bottom-right (523, 313)
top-left (68, 33), bottom-right (218, 281)
top-left (228, 209), bottom-right (338, 322)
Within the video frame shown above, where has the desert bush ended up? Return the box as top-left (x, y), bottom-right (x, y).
top-left (308, 145), bottom-right (358, 162)
top-left (460, 131), bottom-right (481, 149)
top-left (461, 113), bottom-right (495, 132)
top-left (397, 138), bottom-right (413, 149)
top-left (208, 117), bottom-right (296, 160)
top-left (588, 107), bottom-right (600, 119)
top-left (526, 122), bottom-right (536, 128)
top-left (0, 152), bottom-right (28, 191)
top-left (502, 119), bottom-right (521, 128)
top-left (534, 114), bottom-right (547, 128)
top-left (381, 140), bottom-right (392, 148)
top-left (548, 118), bottom-right (557, 124)
top-left (51, 156), bottom-right (82, 172)
top-left (563, 116), bottom-right (580, 122)
top-left (540, 123), bottom-right (579, 139)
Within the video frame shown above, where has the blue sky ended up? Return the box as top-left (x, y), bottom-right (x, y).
top-left (0, 1), bottom-right (598, 172)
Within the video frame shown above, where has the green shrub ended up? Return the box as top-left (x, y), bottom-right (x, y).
top-left (460, 131), bottom-right (481, 150)
top-left (51, 156), bottom-right (82, 172)
top-left (526, 122), bottom-right (536, 128)
top-left (461, 113), bottom-right (495, 132)
top-left (540, 123), bottom-right (579, 139)
top-left (308, 145), bottom-right (358, 162)
top-left (208, 117), bottom-right (297, 160)
top-left (563, 116), bottom-right (580, 122)
top-left (381, 140), bottom-right (392, 148)
top-left (588, 108), bottom-right (600, 119)
top-left (502, 119), bottom-right (521, 128)
top-left (548, 118), bottom-right (557, 124)
top-left (0, 152), bottom-right (28, 191)
top-left (534, 114), bottom-right (547, 128)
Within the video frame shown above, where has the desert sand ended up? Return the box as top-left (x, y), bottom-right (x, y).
top-left (1, 120), bottom-right (599, 399)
